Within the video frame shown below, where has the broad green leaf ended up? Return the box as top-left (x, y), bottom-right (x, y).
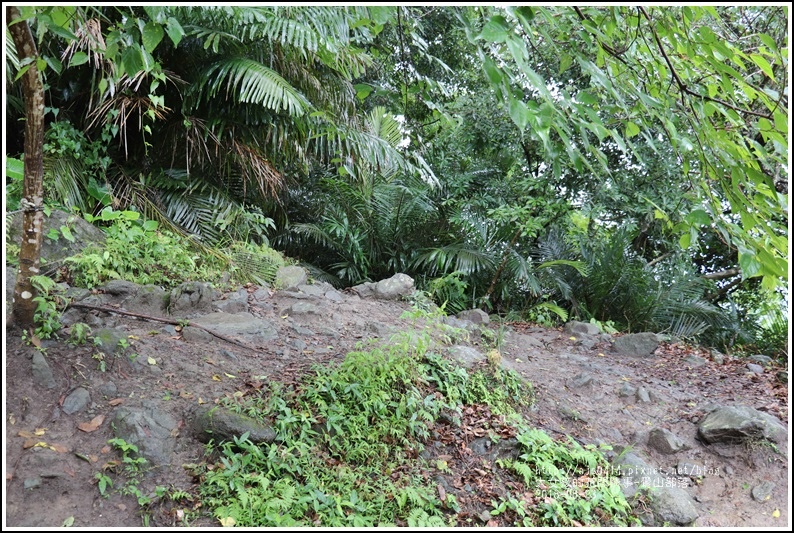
top-left (482, 56), bottom-right (503, 85)
top-left (738, 250), bottom-right (762, 279)
top-left (576, 91), bottom-right (598, 106)
top-left (758, 33), bottom-right (778, 54)
top-left (479, 15), bottom-right (510, 43)
top-left (750, 54), bottom-right (774, 81)
top-left (559, 54), bottom-right (572, 74)
top-left (141, 21), bottom-right (165, 54)
top-left (165, 17), bottom-right (185, 47)
top-left (121, 46), bottom-right (144, 76)
top-left (625, 121), bottom-right (640, 138)
top-left (69, 51), bottom-right (89, 68)
top-left (6, 157), bottom-right (24, 182)
top-left (685, 209), bottom-right (711, 226)
top-left (679, 231), bottom-right (691, 249)
top-left (509, 97), bottom-right (530, 131)
top-left (44, 55), bottom-right (62, 74)
top-left (59, 225), bottom-right (75, 243)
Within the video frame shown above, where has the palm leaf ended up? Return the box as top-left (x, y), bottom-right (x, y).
top-left (200, 58), bottom-right (311, 116)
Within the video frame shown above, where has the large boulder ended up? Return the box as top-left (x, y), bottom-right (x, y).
top-left (612, 332), bottom-right (660, 357)
top-left (188, 405), bottom-right (277, 445)
top-left (352, 273), bottom-right (415, 300)
top-left (168, 281), bottom-right (217, 317)
top-left (697, 405), bottom-right (787, 444)
top-left (564, 321), bottom-right (600, 336)
top-left (274, 266), bottom-right (308, 290)
top-left (7, 210), bottom-right (106, 270)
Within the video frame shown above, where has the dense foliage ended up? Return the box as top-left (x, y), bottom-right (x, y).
top-left (6, 6), bottom-right (789, 356)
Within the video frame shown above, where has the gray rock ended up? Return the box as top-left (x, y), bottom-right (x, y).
top-left (324, 289), bottom-right (344, 302)
top-left (31, 352), bottom-right (57, 389)
top-left (571, 373), bottom-right (595, 388)
top-left (296, 283), bottom-right (326, 297)
top-left (748, 354), bottom-right (773, 366)
top-left (564, 321), bottom-right (601, 336)
top-left (213, 288), bottom-right (249, 314)
top-left (103, 280), bottom-right (139, 296)
top-left (648, 428), bottom-right (690, 454)
top-left (168, 281), bottom-right (216, 317)
top-left (697, 405), bottom-right (787, 444)
top-left (746, 363), bottom-right (764, 374)
top-left (274, 266), bottom-right (308, 290)
top-left (636, 386), bottom-right (651, 403)
top-left (189, 404), bottom-right (277, 445)
top-left (710, 350), bottom-right (725, 365)
top-left (374, 273), bottom-right (414, 300)
top-left (559, 404), bottom-right (587, 422)
top-left (8, 210), bottom-right (106, 272)
top-left (250, 288), bottom-right (271, 303)
top-left (366, 321), bottom-right (391, 336)
top-left (683, 355), bottom-right (707, 368)
top-left (112, 403), bottom-right (179, 464)
top-left (181, 326), bottom-right (213, 342)
top-left (447, 345), bottom-right (484, 368)
top-left (613, 332), bottom-right (660, 357)
top-left (619, 383), bottom-right (637, 397)
top-left (442, 316), bottom-right (470, 330)
top-left (468, 437), bottom-right (520, 462)
top-left (751, 481), bottom-right (775, 502)
top-left (457, 309), bottom-right (490, 325)
top-left (650, 486), bottom-right (699, 526)
top-left (351, 281), bottom-right (376, 298)
top-left (98, 381), bottom-right (118, 398)
top-left (186, 312), bottom-right (278, 346)
top-left (61, 387), bottom-right (90, 415)
top-left (92, 328), bottom-right (127, 353)
top-left (126, 284), bottom-right (167, 315)
top-left (287, 302), bottom-right (321, 315)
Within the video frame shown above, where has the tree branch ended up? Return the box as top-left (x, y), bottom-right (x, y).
top-left (68, 302), bottom-right (263, 353)
top-left (638, 6), bottom-right (775, 120)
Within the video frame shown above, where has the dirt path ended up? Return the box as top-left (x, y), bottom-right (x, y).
top-left (3, 285), bottom-right (789, 527)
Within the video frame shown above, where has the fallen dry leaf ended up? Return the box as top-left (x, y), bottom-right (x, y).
top-left (17, 430), bottom-right (36, 439)
top-left (50, 443), bottom-right (69, 453)
top-left (77, 414), bottom-right (105, 433)
top-left (108, 398), bottom-right (124, 406)
top-left (22, 439), bottom-right (39, 449)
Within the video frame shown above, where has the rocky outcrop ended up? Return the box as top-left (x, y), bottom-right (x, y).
top-left (613, 332), bottom-right (660, 357)
top-left (352, 273), bottom-right (415, 300)
top-left (697, 405), bottom-right (787, 444)
top-left (188, 405), bottom-right (277, 445)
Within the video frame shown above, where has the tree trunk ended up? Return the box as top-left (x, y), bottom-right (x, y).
top-left (7, 6), bottom-right (46, 329)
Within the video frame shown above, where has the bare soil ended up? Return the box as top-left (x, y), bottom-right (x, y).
top-left (3, 285), bottom-right (790, 528)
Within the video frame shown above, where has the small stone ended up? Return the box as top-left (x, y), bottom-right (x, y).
top-left (751, 481), bottom-right (775, 502)
top-left (24, 477), bottom-right (42, 490)
top-left (636, 386), bottom-right (651, 403)
top-left (746, 363), bottom-right (764, 374)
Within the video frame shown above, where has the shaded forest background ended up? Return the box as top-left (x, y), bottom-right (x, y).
top-left (5, 5), bottom-right (789, 357)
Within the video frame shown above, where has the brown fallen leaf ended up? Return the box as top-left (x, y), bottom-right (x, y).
top-left (50, 443), bottom-right (69, 453)
top-left (100, 445), bottom-right (111, 454)
top-left (22, 439), bottom-right (38, 449)
top-left (17, 430), bottom-right (36, 439)
top-left (437, 483), bottom-right (446, 502)
top-left (109, 398), bottom-right (124, 406)
top-left (77, 414), bottom-right (105, 433)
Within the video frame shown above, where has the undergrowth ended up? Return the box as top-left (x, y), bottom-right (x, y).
top-left (196, 329), bottom-right (635, 527)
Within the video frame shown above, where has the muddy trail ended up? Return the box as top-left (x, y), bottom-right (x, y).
top-left (3, 275), bottom-right (790, 528)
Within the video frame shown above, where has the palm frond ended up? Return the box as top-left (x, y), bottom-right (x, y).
top-left (200, 58), bottom-right (311, 116)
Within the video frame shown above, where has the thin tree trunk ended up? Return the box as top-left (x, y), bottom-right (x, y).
top-left (8, 6), bottom-right (46, 329)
